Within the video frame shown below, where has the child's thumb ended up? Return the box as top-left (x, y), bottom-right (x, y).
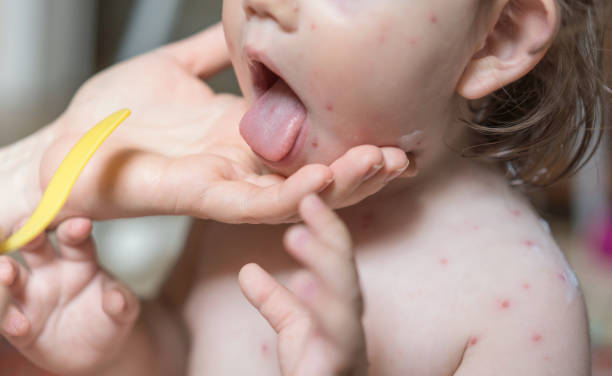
top-left (102, 285), bottom-right (140, 325)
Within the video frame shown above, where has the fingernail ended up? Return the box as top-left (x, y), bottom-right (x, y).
top-left (384, 160), bottom-right (410, 184)
top-left (363, 163), bottom-right (384, 182)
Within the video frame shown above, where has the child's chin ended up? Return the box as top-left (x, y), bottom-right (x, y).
top-left (259, 157), bottom-right (307, 178)
top-left (259, 147), bottom-right (343, 178)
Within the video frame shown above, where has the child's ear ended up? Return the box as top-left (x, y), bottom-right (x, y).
top-left (457, 0), bottom-right (559, 100)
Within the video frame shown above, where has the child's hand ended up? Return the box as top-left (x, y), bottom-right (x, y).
top-left (239, 195), bottom-right (368, 376)
top-left (0, 218), bottom-right (139, 375)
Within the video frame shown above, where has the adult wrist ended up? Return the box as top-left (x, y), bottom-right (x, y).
top-left (0, 122), bottom-right (58, 233)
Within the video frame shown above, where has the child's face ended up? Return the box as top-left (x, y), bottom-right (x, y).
top-left (223, 0), bottom-right (483, 175)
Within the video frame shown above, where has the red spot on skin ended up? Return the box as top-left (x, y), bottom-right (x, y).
top-left (261, 343), bottom-right (269, 354)
top-left (543, 355), bottom-right (552, 361)
top-left (511, 209), bottom-right (522, 217)
top-left (311, 141), bottom-right (318, 149)
top-left (439, 258), bottom-right (448, 265)
top-left (409, 38), bottom-right (418, 47)
top-left (498, 299), bottom-right (511, 309)
top-left (558, 273), bottom-right (567, 283)
top-left (430, 15), bottom-right (438, 24)
top-left (472, 225), bottom-right (480, 231)
top-left (522, 283), bottom-right (531, 290)
top-left (524, 240), bottom-right (535, 248)
top-left (326, 104), bottom-right (334, 112)
top-left (532, 333), bottom-right (543, 343)
top-left (469, 336), bottom-right (479, 347)
top-left (311, 23), bottom-right (317, 31)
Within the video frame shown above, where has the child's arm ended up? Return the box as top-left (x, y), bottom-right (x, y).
top-left (452, 276), bottom-right (590, 376)
top-left (0, 218), bottom-right (187, 375)
top-left (239, 194), bottom-right (368, 376)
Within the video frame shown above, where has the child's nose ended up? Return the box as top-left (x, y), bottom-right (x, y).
top-left (243, 0), bottom-right (300, 32)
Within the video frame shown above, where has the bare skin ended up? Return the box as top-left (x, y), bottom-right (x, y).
top-left (0, 24), bottom-right (411, 234)
top-left (0, 157), bottom-right (589, 375)
top-left (170, 158), bottom-right (589, 375)
top-left (0, 0), bottom-right (592, 374)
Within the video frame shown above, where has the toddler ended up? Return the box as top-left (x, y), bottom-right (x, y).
top-left (1, 0), bottom-right (609, 375)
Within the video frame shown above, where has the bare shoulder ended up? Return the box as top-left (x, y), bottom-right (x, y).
top-left (452, 214), bottom-right (590, 375)
top-left (439, 181), bottom-right (590, 375)
top-left (356, 163), bottom-right (590, 375)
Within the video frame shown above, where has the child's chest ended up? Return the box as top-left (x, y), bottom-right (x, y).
top-left (179, 205), bottom-right (484, 375)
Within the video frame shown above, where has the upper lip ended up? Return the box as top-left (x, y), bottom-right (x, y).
top-left (245, 46), bottom-right (283, 98)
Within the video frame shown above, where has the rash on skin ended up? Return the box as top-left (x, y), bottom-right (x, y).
top-left (469, 336), bottom-right (479, 347)
top-left (532, 333), bottom-right (543, 343)
top-left (497, 299), bottom-right (511, 310)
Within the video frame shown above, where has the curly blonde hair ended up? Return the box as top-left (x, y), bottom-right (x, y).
top-left (464, 0), bottom-right (610, 187)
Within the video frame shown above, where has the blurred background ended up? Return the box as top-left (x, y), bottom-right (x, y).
top-left (0, 0), bottom-right (610, 375)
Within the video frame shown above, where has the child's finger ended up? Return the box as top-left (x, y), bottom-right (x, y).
top-left (238, 263), bottom-right (308, 334)
top-left (19, 231), bottom-right (57, 268)
top-left (102, 281), bottom-right (140, 325)
top-left (284, 226), bottom-right (361, 310)
top-left (0, 256), bottom-right (29, 298)
top-left (299, 195), bottom-right (352, 252)
top-left (56, 218), bottom-right (97, 261)
top-left (1, 305), bottom-right (31, 341)
top-left (292, 272), bottom-right (364, 352)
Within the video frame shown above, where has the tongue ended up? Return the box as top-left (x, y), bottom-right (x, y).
top-left (240, 79), bottom-right (306, 162)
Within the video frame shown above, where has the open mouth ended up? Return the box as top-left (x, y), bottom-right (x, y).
top-left (250, 61), bottom-right (280, 98)
top-left (240, 51), bottom-right (308, 163)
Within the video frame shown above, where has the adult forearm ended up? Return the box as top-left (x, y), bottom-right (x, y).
top-left (0, 123), bottom-right (56, 233)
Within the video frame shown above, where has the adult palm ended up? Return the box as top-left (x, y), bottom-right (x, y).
top-left (5, 24), bottom-right (409, 232)
top-left (37, 24), bottom-right (331, 226)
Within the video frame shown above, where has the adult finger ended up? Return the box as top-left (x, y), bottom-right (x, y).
top-left (319, 145), bottom-right (384, 205)
top-left (199, 164), bottom-right (334, 224)
top-left (157, 23), bottom-right (230, 78)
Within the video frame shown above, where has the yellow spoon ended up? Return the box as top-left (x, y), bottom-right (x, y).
top-left (0, 109), bottom-right (131, 254)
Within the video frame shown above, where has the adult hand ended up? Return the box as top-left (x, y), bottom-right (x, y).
top-left (4, 23), bottom-right (412, 233)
